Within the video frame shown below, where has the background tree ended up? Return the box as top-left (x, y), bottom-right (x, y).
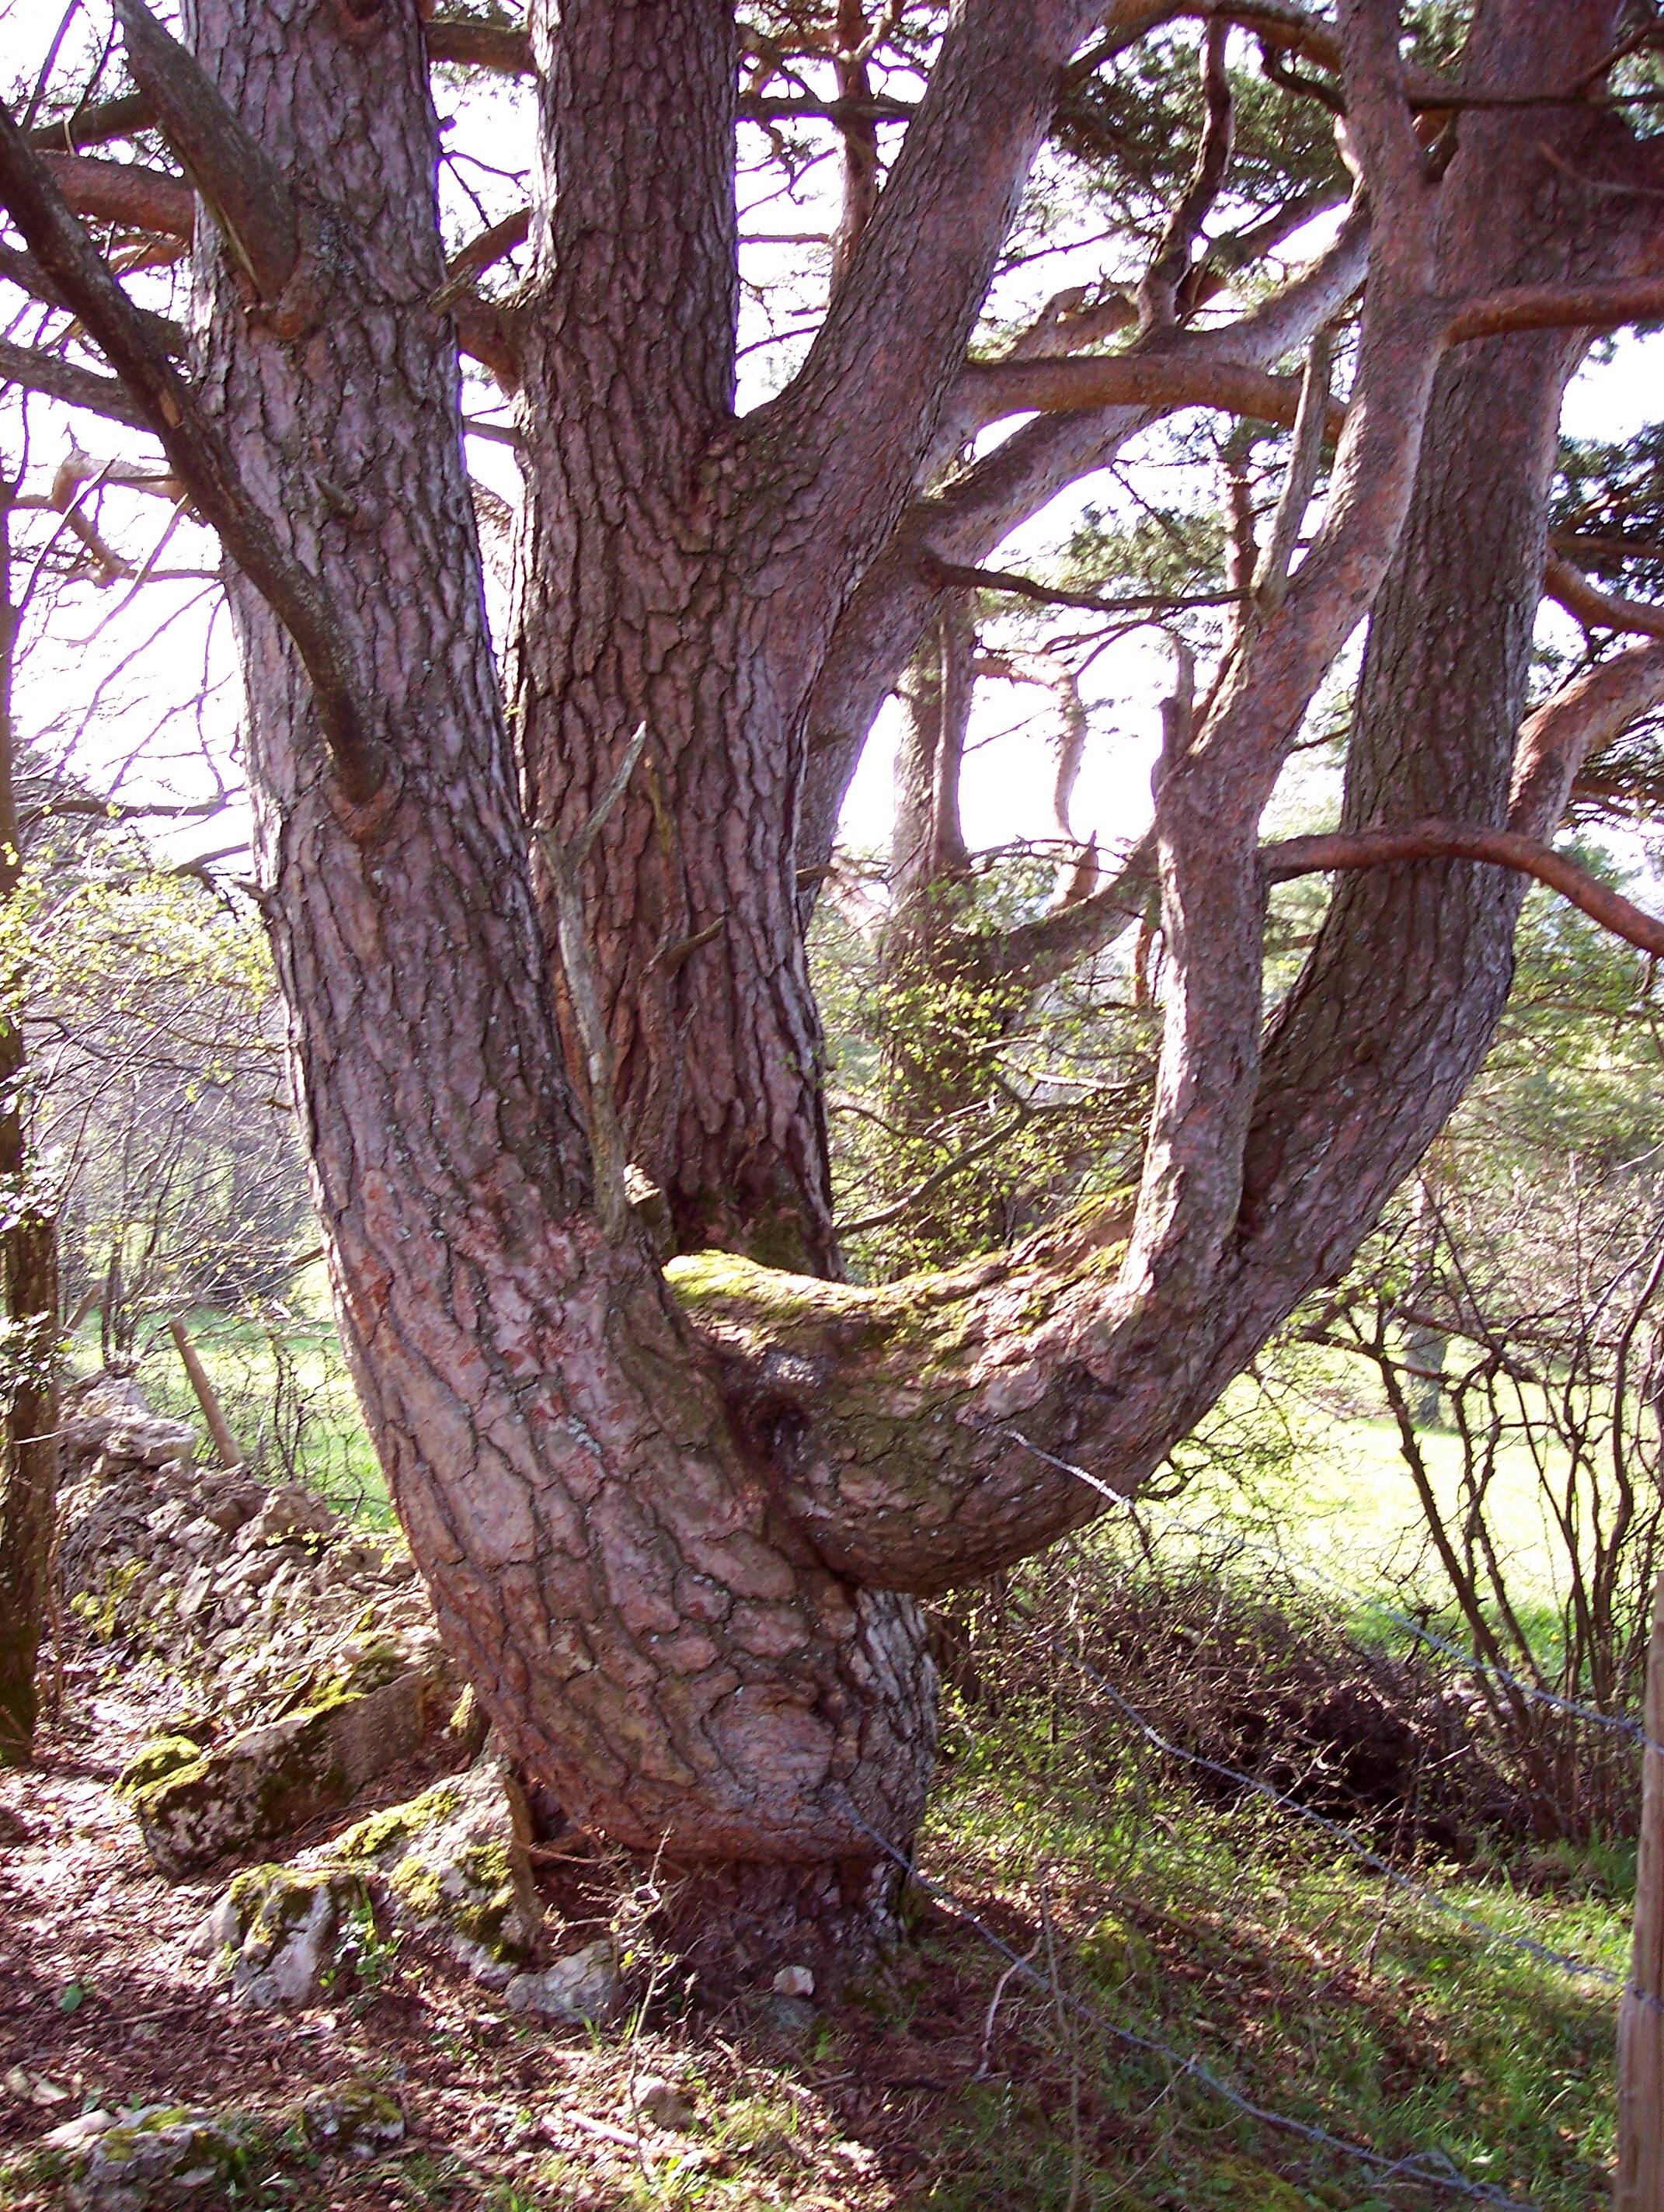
top-left (3, 0), bottom-right (1664, 1977)
top-left (0, 480), bottom-right (60, 1763)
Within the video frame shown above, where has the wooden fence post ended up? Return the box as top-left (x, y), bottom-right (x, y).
top-left (1617, 1571), bottom-right (1664, 2210)
top-left (167, 1315), bottom-right (245, 1472)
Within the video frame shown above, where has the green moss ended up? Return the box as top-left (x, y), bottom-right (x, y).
top-left (115, 1734), bottom-right (204, 1800)
top-left (71, 1557), bottom-right (147, 1643)
top-left (334, 1779), bottom-right (462, 1864)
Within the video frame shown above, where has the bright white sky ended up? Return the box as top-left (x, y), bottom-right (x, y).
top-left (4, 1), bottom-right (1662, 889)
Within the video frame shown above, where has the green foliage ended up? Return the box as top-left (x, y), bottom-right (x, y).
top-left (813, 859), bottom-right (1155, 1281)
top-left (1056, 33), bottom-right (1345, 247)
top-left (1553, 417), bottom-right (1664, 590)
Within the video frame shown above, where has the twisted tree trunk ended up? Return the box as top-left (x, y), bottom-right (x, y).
top-left (14, 0), bottom-right (1654, 1977)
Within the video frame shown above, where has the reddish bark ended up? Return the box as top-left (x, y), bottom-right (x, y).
top-left (8, 0), bottom-right (1664, 1976)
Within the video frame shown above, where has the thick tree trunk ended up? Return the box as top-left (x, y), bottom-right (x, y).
top-left (186, 0), bottom-right (933, 1983)
top-left (513, 0), bottom-right (1101, 1275)
top-left (669, 0), bottom-right (1655, 1598)
top-left (132, 0), bottom-right (1659, 1989)
top-left (510, 0), bottom-right (840, 1276)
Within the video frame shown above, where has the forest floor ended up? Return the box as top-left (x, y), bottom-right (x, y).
top-left (0, 1615), bottom-right (1633, 2212)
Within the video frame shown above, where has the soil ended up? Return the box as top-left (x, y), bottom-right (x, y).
top-left (0, 1648), bottom-right (1029, 2210)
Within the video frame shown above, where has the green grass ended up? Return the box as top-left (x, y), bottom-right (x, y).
top-left (1147, 1349), bottom-right (1627, 1682)
top-left (914, 1693), bottom-right (1625, 2210)
top-left (76, 1278), bottom-right (392, 1525)
top-left (63, 1289), bottom-right (1640, 2206)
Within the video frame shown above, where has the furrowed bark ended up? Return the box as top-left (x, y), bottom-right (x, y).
top-left (667, 0), bottom-right (1663, 1598)
top-left (184, 0), bottom-right (932, 1974)
top-left (37, 0), bottom-right (1664, 1981)
top-left (516, 0), bottom-right (1109, 1272)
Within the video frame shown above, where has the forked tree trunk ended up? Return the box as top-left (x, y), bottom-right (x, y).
top-left (151, 0), bottom-right (1654, 1985)
top-left (186, 0), bottom-right (935, 1984)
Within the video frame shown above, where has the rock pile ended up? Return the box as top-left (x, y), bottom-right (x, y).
top-left (58, 1376), bottom-right (444, 1737)
top-left (19, 2080), bottom-right (406, 2210)
top-left (58, 1371), bottom-right (625, 2028)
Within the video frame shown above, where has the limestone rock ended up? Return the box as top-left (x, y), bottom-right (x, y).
top-left (630, 2074), bottom-right (694, 2130)
top-left (243, 1487), bottom-right (340, 1547)
top-left (298, 2081), bottom-right (406, 2158)
top-left (199, 1863), bottom-right (364, 2007)
top-left (124, 1671), bottom-right (436, 1876)
top-left (503, 1939), bottom-right (621, 2024)
top-left (329, 1759), bottom-right (541, 1987)
top-left (62, 2101), bottom-right (257, 2210)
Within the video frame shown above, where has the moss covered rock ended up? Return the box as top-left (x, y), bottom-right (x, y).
top-left (197, 1862), bottom-right (366, 2008)
top-left (332, 1759), bottom-right (539, 1986)
top-left (298, 2080), bottom-right (406, 2158)
top-left (113, 1736), bottom-right (203, 1802)
top-left (193, 1759), bottom-right (543, 2000)
top-left (127, 1670), bottom-right (436, 1876)
top-left (61, 2100), bottom-right (259, 2208)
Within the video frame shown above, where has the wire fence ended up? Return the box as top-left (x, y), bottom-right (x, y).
top-left (850, 1417), bottom-right (1664, 2204)
top-left (846, 1803), bottom-right (1545, 2210)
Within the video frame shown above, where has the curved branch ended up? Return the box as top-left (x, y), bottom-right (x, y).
top-left (1262, 818), bottom-right (1664, 960)
top-left (1544, 554), bottom-right (1664, 641)
top-left (0, 99), bottom-right (386, 808)
top-left (1511, 640), bottom-right (1664, 840)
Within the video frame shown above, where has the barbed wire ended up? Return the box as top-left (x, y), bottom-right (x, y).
top-left (841, 1801), bottom-right (1542, 2211)
top-left (997, 1424), bottom-right (1664, 1753)
top-left (1013, 1597), bottom-right (1661, 2012)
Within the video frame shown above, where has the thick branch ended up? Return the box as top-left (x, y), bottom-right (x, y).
top-left (113, 0), bottom-right (299, 299)
top-left (983, 832), bottom-right (1156, 986)
top-left (0, 339), bottom-right (150, 428)
top-left (799, 210), bottom-right (1370, 896)
top-left (763, 0), bottom-right (1105, 565)
top-left (956, 349), bottom-right (1339, 434)
top-left (1447, 276), bottom-right (1664, 342)
top-left (1137, 19), bottom-right (1233, 331)
top-left (28, 90), bottom-right (155, 151)
top-left (1121, 0), bottom-right (1441, 1304)
top-left (0, 101), bottom-right (385, 807)
top-left (425, 16), bottom-right (533, 72)
top-left (38, 149), bottom-right (192, 237)
top-left (1263, 819), bottom-right (1664, 960)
